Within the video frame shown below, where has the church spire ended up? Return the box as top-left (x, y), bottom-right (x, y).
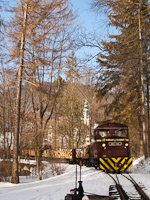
top-left (83, 99), bottom-right (89, 125)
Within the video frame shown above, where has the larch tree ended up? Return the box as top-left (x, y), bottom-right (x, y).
top-left (26, 1), bottom-right (76, 180)
top-left (6, 0), bottom-right (77, 182)
top-left (8, 0), bottom-right (29, 184)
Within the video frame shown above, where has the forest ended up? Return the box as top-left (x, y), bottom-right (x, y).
top-left (0, 0), bottom-right (149, 183)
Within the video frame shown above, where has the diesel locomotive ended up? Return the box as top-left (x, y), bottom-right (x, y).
top-left (87, 123), bottom-right (132, 173)
top-left (43, 123), bottom-right (132, 173)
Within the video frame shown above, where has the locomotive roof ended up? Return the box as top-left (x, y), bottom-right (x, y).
top-left (94, 123), bottom-right (128, 130)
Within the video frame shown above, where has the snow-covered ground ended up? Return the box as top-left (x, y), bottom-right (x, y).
top-left (0, 157), bottom-right (150, 200)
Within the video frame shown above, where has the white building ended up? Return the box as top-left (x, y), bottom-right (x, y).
top-left (0, 132), bottom-right (14, 150)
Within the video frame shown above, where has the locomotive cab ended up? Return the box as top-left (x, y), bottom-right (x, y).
top-left (89, 123), bottom-right (132, 173)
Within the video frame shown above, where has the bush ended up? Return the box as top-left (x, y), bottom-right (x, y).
top-left (0, 161), bottom-right (12, 182)
top-left (0, 161), bottom-right (36, 182)
top-left (50, 163), bottom-right (65, 176)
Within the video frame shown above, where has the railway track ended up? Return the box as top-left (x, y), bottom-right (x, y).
top-left (108, 173), bottom-right (150, 200)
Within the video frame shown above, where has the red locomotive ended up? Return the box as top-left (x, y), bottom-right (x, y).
top-left (35, 123), bottom-right (133, 173)
top-left (87, 123), bottom-right (132, 173)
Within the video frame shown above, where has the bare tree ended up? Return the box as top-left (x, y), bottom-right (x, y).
top-left (10, 0), bottom-right (28, 184)
top-left (6, 0), bottom-right (77, 181)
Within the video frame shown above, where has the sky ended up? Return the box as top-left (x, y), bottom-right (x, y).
top-left (1, 0), bottom-right (107, 67)
top-left (70, 0), bottom-right (111, 38)
top-left (71, 0), bottom-right (110, 32)
top-left (71, 0), bottom-right (99, 31)
top-left (70, 0), bottom-right (110, 67)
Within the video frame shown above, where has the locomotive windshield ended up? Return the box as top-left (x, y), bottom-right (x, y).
top-left (99, 130), bottom-right (110, 137)
top-left (115, 129), bottom-right (127, 138)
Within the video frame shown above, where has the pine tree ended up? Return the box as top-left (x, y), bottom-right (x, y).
top-left (93, 0), bottom-right (150, 157)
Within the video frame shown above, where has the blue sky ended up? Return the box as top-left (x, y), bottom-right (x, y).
top-left (2, 0), bottom-right (104, 66)
top-left (70, 0), bottom-right (106, 34)
top-left (70, 0), bottom-right (105, 66)
top-left (70, 0), bottom-right (120, 66)
top-left (70, 0), bottom-right (110, 36)
top-left (71, 0), bottom-right (97, 31)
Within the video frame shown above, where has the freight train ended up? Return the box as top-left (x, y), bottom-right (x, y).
top-left (0, 123), bottom-right (132, 173)
top-left (43, 123), bottom-right (132, 173)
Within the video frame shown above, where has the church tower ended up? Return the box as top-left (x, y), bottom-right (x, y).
top-left (83, 99), bottom-right (90, 126)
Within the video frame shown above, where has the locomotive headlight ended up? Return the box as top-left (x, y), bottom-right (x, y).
top-left (102, 143), bottom-right (106, 147)
top-left (125, 143), bottom-right (129, 147)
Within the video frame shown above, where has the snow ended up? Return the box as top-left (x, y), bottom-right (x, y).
top-left (0, 157), bottom-right (150, 200)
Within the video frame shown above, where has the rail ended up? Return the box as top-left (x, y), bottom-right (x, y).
top-left (108, 173), bottom-right (150, 200)
top-left (108, 174), bottom-right (130, 200)
top-left (122, 174), bottom-right (150, 200)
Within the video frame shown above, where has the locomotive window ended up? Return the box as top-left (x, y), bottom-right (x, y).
top-left (99, 130), bottom-right (110, 137)
top-left (115, 129), bottom-right (127, 138)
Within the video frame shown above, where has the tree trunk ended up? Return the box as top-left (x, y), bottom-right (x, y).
top-left (36, 149), bottom-right (42, 180)
top-left (11, 0), bottom-right (28, 184)
top-left (146, 67), bottom-right (150, 156)
top-left (138, 7), bottom-right (147, 158)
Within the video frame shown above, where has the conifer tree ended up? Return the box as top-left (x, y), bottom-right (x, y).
top-left (59, 52), bottom-right (83, 148)
top-left (92, 0), bottom-right (150, 157)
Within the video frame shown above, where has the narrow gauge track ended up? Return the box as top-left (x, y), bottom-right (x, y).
top-left (108, 173), bottom-right (150, 200)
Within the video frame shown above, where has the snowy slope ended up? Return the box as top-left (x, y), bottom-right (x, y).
top-left (0, 158), bottom-right (150, 200)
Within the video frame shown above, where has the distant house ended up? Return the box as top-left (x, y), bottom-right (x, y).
top-left (0, 132), bottom-right (14, 150)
